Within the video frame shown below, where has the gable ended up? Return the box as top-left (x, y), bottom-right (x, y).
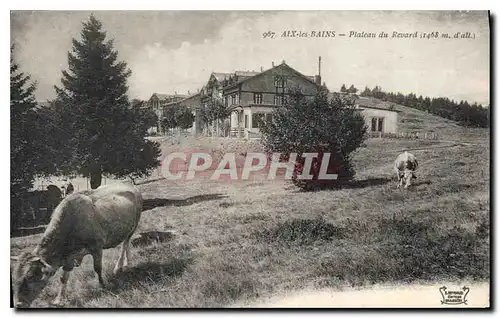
top-left (239, 64), bottom-right (319, 94)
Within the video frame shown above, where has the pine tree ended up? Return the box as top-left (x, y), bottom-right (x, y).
top-left (54, 15), bottom-right (161, 188)
top-left (11, 46), bottom-right (58, 227)
top-left (361, 86), bottom-right (371, 97)
top-left (347, 85), bottom-right (358, 94)
top-left (340, 84), bottom-right (347, 93)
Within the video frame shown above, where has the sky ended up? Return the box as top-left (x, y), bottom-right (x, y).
top-left (10, 10), bottom-right (490, 105)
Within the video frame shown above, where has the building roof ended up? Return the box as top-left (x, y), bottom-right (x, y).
top-left (325, 94), bottom-right (401, 113)
top-left (222, 62), bottom-right (318, 91)
top-left (180, 92), bottom-right (201, 102)
top-left (355, 96), bottom-right (401, 113)
top-left (234, 71), bottom-right (261, 77)
top-left (150, 93), bottom-right (189, 101)
top-left (211, 72), bottom-right (233, 82)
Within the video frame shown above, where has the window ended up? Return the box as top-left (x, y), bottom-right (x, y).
top-left (231, 94), bottom-right (236, 105)
top-left (274, 95), bottom-right (284, 105)
top-left (371, 117), bottom-right (384, 132)
top-left (244, 115), bottom-right (248, 128)
top-left (253, 93), bottom-right (263, 104)
top-left (225, 96), bottom-right (229, 106)
top-left (274, 75), bottom-right (287, 88)
top-left (266, 113), bottom-right (273, 123)
top-left (378, 118), bottom-right (384, 132)
top-left (371, 118), bottom-right (377, 132)
top-left (252, 113), bottom-right (265, 128)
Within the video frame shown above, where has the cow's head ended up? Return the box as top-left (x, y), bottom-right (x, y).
top-left (11, 252), bottom-right (57, 308)
top-left (403, 170), bottom-right (413, 188)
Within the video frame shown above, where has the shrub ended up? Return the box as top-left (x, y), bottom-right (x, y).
top-left (260, 86), bottom-right (367, 190)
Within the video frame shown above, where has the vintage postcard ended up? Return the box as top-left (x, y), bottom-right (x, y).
top-left (10, 10), bottom-right (490, 309)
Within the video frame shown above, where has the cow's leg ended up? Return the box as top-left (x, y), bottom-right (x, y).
top-left (113, 242), bottom-right (127, 275)
top-left (398, 172), bottom-right (404, 188)
top-left (91, 248), bottom-right (105, 287)
top-left (51, 269), bottom-right (71, 307)
top-left (123, 239), bottom-right (131, 269)
top-left (122, 220), bottom-right (139, 271)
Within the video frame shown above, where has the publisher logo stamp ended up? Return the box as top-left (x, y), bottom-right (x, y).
top-left (439, 286), bottom-right (470, 305)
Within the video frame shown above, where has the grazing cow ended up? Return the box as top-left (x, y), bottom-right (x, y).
top-left (394, 151), bottom-right (418, 188)
top-left (11, 183), bottom-right (143, 308)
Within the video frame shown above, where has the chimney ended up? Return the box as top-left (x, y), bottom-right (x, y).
top-left (272, 61), bottom-right (275, 67)
top-left (188, 90), bottom-right (190, 95)
top-left (315, 56), bottom-right (322, 85)
top-left (260, 66), bottom-right (263, 72)
top-left (318, 56), bottom-right (322, 77)
top-left (174, 91), bottom-right (177, 95)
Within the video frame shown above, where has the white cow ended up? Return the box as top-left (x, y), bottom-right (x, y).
top-left (11, 183), bottom-right (143, 308)
top-left (394, 151), bottom-right (418, 188)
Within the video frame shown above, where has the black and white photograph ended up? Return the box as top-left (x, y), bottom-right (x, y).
top-left (9, 9), bottom-right (491, 309)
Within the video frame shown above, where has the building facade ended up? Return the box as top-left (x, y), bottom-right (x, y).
top-left (222, 61), bottom-right (322, 139)
top-left (355, 97), bottom-right (400, 134)
top-left (145, 58), bottom-right (399, 138)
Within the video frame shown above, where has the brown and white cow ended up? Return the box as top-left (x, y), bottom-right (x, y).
top-left (11, 183), bottom-right (143, 308)
top-left (394, 151), bottom-right (418, 188)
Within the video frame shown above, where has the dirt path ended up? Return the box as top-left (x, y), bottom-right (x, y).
top-left (237, 282), bottom-right (490, 308)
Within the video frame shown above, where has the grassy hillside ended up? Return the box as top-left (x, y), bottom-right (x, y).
top-left (357, 97), bottom-right (489, 144)
top-left (11, 102), bottom-right (490, 308)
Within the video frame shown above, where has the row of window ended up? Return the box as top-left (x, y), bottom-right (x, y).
top-left (225, 93), bottom-right (286, 106)
top-left (242, 113), bottom-right (273, 129)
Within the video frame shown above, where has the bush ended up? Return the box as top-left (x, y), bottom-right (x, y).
top-left (260, 86), bottom-right (367, 190)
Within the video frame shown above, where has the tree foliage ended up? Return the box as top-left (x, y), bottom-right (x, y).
top-left (347, 84), bottom-right (358, 94)
top-left (54, 15), bottom-right (161, 188)
top-left (161, 104), bottom-right (195, 132)
top-left (11, 46), bottom-right (60, 227)
top-left (260, 86), bottom-right (368, 190)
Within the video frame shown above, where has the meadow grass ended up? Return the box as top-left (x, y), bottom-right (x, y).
top-left (10, 109), bottom-right (490, 308)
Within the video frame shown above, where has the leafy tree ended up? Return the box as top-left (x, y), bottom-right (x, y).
top-left (175, 106), bottom-right (195, 130)
top-left (161, 104), bottom-right (179, 133)
top-left (161, 104), bottom-right (194, 133)
top-left (260, 86), bottom-right (368, 190)
top-left (201, 97), bottom-right (232, 136)
top-left (54, 15), bottom-right (161, 188)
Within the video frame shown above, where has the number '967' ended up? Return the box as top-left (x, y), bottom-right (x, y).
top-left (263, 31), bottom-right (276, 39)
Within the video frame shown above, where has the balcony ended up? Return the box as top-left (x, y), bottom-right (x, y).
top-left (230, 127), bottom-right (245, 138)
